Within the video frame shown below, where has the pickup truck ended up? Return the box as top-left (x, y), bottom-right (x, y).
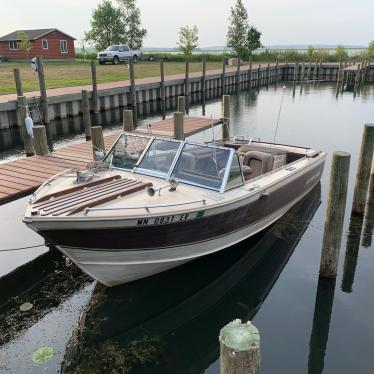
top-left (97, 45), bottom-right (141, 65)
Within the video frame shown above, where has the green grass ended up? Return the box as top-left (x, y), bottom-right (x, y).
top-left (0, 60), bottom-right (222, 95)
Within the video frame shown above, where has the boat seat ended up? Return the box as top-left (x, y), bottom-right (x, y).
top-left (243, 151), bottom-right (273, 178)
top-left (218, 164), bottom-right (252, 181)
top-left (238, 144), bottom-right (288, 157)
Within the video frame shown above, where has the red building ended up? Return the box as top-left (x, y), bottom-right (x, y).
top-left (0, 28), bottom-right (75, 60)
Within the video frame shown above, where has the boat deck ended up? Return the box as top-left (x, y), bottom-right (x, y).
top-left (0, 115), bottom-right (222, 204)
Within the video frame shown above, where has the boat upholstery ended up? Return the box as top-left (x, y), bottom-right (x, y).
top-left (242, 151), bottom-right (273, 178)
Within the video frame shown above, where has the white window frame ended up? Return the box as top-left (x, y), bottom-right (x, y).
top-left (60, 40), bottom-right (68, 53)
top-left (42, 39), bottom-right (48, 50)
top-left (9, 40), bottom-right (18, 50)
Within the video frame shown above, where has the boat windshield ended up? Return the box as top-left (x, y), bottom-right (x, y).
top-left (106, 134), bottom-right (243, 192)
top-left (104, 133), bottom-right (151, 170)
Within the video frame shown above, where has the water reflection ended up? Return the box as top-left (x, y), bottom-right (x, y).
top-left (60, 184), bottom-right (321, 374)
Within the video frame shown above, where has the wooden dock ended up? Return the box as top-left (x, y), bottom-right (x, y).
top-left (0, 115), bottom-right (222, 204)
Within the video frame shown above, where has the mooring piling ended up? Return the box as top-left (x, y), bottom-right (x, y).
top-left (173, 112), bottom-right (184, 140)
top-left (33, 125), bottom-right (49, 156)
top-left (257, 64), bottom-right (261, 89)
top-left (236, 59), bottom-right (241, 94)
top-left (90, 60), bottom-right (99, 120)
top-left (354, 63), bottom-right (361, 94)
top-left (35, 56), bottom-right (49, 127)
top-left (177, 96), bottom-right (186, 114)
top-left (91, 126), bottom-right (105, 158)
top-left (123, 109), bottom-right (134, 132)
top-left (266, 63), bottom-right (270, 87)
top-left (129, 59), bottom-right (138, 125)
top-left (284, 60), bottom-right (288, 82)
top-left (202, 57), bottom-right (207, 105)
top-left (185, 60), bottom-right (190, 114)
top-left (248, 56), bottom-right (252, 91)
top-left (292, 63), bottom-right (298, 95)
top-left (13, 68), bottom-right (23, 97)
top-left (319, 151), bottom-right (351, 278)
top-left (160, 59), bottom-right (166, 118)
top-left (336, 62), bottom-right (342, 95)
top-left (361, 165), bottom-right (374, 247)
top-left (81, 90), bottom-right (92, 141)
top-left (17, 96), bottom-right (35, 157)
top-left (222, 95), bottom-right (230, 140)
top-left (313, 60), bottom-right (318, 82)
top-left (351, 124), bottom-right (374, 214)
top-left (219, 319), bottom-right (260, 374)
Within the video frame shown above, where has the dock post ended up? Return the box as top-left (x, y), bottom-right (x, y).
top-left (341, 70), bottom-right (346, 94)
top-left (221, 58), bottom-right (226, 95)
top-left (313, 59), bottom-right (318, 82)
top-left (275, 58), bottom-right (279, 84)
top-left (308, 60), bottom-right (312, 81)
top-left (123, 110), bottom-right (134, 132)
top-left (202, 57), bottom-right (207, 105)
top-left (129, 59), bottom-right (138, 125)
top-left (13, 68), bottom-right (23, 96)
top-left (33, 125), bottom-right (50, 156)
top-left (222, 95), bottom-right (230, 140)
top-left (266, 63), bottom-right (270, 87)
top-left (257, 64), bottom-right (261, 88)
top-left (319, 60), bottom-right (323, 80)
top-left (361, 166), bottom-right (374, 247)
top-left (284, 60), bottom-right (288, 82)
top-left (160, 59), bottom-right (166, 118)
top-left (35, 56), bottom-right (49, 127)
top-left (354, 64), bottom-right (361, 93)
top-left (351, 124), bottom-right (374, 214)
top-left (248, 56), bottom-right (252, 91)
top-left (17, 96), bottom-right (35, 157)
top-left (185, 60), bottom-right (190, 114)
top-left (236, 58), bottom-right (241, 94)
top-left (81, 90), bottom-right (92, 141)
top-left (292, 63), bottom-right (298, 95)
top-left (300, 62), bottom-right (305, 88)
top-left (173, 112), bottom-right (184, 140)
top-left (336, 62), bottom-right (342, 95)
top-left (219, 319), bottom-right (260, 374)
top-left (177, 96), bottom-right (186, 114)
top-left (90, 60), bottom-right (99, 123)
top-left (91, 126), bottom-right (105, 159)
top-left (319, 151), bottom-right (351, 277)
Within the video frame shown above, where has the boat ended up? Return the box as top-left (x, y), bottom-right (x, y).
top-left (23, 130), bottom-right (326, 286)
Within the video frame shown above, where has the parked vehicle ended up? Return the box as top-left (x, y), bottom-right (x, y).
top-left (97, 45), bottom-right (141, 65)
top-left (0, 55), bottom-right (10, 62)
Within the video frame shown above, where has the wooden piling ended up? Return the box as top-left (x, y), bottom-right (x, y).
top-left (177, 96), bottom-right (186, 114)
top-left (91, 126), bottom-right (105, 158)
top-left (222, 95), bottom-right (230, 140)
top-left (35, 56), bottom-right (49, 126)
top-left (308, 60), bottom-right (312, 81)
top-left (123, 110), bottom-right (134, 132)
top-left (81, 90), bottom-right (92, 141)
top-left (275, 58), bottom-right (279, 84)
top-left (219, 319), bottom-right (260, 374)
top-left (221, 58), bottom-right (226, 96)
top-left (300, 63), bottom-right (305, 84)
top-left (160, 59), bottom-right (166, 117)
top-left (313, 60), bottom-right (318, 82)
top-left (90, 60), bottom-right (99, 116)
top-left (354, 64), bottom-right (361, 93)
top-left (173, 112), bottom-right (184, 140)
top-left (17, 96), bottom-right (35, 156)
top-left (319, 151), bottom-right (351, 278)
top-left (352, 124), bottom-right (374, 214)
top-left (257, 64), bottom-right (261, 88)
top-left (284, 60), bottom-right (288, 82)
top-left (336, 62), bottom-right (342, 95)
top-left (33, 125), bottom-right (49, 156)
top-left (185, 60), bottom-right (190, 114)
top-left (361, 166), bottom-right (374, 247)
top-left (248, 56), bottom-right (252, 91)
top-left (236, 58), bottom-right (241, 94)
top-left (292, 63), bottom-right (298, 95)
top-left (202, 57), bottom-right (207, 104)
top-left (266, 63), bottom-right (270, 86)
top-left (13, 68), bottom-right (23, 96)
top-left (129, 59), bottom-right (138, 125)
top-left (319, 60), bottom-right (323, 80)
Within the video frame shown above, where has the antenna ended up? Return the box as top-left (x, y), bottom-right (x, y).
top-left (272, 86), bottom-right (286, 146)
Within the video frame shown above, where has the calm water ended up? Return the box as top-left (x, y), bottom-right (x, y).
top-left (0, 83), bottom-right (373, 373)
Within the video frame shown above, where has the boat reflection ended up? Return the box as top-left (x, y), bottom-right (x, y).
top-left (61, 184), bottom-right (321, 374)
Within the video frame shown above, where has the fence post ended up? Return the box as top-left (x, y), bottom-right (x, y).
top-left (33, 125), bottom-right (49, 156)
top-left (123, 110), bottom-right (134, 132)
top-left (219, 319), bottom-right (260, 374)
top-left (81, 90), bottom-right (92, 141)
top-left (17, 96), bottom-right (35, 156)
top-left (352, 124), bottom-right (374, 214)
top-left (319, 151), bottom-right (351, 277)
top-left (173, 112), bottom-right (184, 140)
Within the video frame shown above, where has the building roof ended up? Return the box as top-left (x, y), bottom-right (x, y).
top-left (0, 28), bottom-right (76, 41)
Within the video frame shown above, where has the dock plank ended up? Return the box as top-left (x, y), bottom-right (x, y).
top-left (0, 115), bottom-right (222, 205)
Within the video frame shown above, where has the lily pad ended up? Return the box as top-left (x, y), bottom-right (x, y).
top-left (32, 346), bottom-right (54, 364)
top-left (20, 302), bottom-right (33, 312)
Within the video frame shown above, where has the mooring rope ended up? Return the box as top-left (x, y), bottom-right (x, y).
top-left (0, 244), bottom-right (45, 252)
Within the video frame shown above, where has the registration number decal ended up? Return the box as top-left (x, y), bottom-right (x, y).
top-left (137, 210), bottom-right (206, 226)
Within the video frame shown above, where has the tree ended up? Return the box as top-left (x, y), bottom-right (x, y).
top-left (84, 0), bottom-right (123, 51)
top-left (117, 0), bottom-right (147, 49)
top-left (17, 31), bottom-right (32, 58)
top-left (367, 40), bottom-right (374, 58)
top-left (177, 25), bottom-right (198, 58)
top-left (307, 45), bottom-right (315, 60)
top-left (335, 45), bottom-right (348, 61)
top-left (227, 0), bottom-right (261, 59)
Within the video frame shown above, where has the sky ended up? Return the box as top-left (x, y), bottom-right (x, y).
top-left (0, 0), bottom-right (373, 48)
